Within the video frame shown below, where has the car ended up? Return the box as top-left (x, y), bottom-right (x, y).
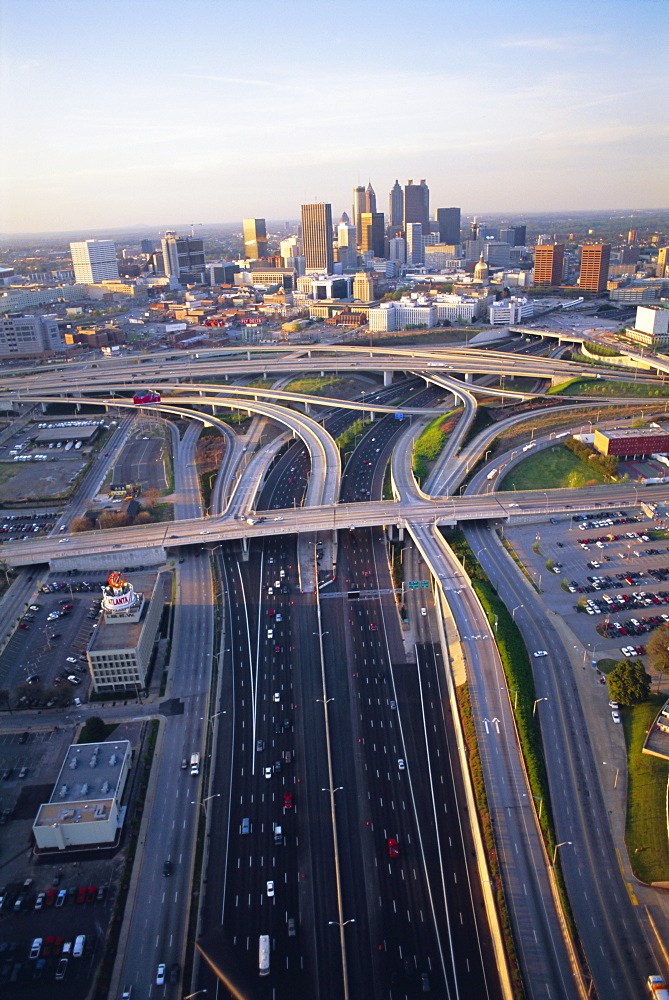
top-left (156, 964), bottom-right (166, 986)
top-left (18, 766), bottom-right (27, 779)
top-left (284, 750), bottom-right (292, 764)
top-left (387, 837), bottom-right (400, 858)
top-left (45, 888), bottom-right (57, 906)
top-left (398, 759), bottom-right (405, 770)
top-left (611, 710), bottom-right (621, 723)
top-left (2, 768), bottom-right (11, 780)
top-left (162, 860), bottom-right (172, 877)
top-left (275, 613), bottom-right (282, 622)
top-left (28, 605), bottom-right (41, 611)
top-left (287, 917), bottom-right (296, 937)
top-left (67, 675), bottom-right (81, 685)
top-left (53, 936), bottom-right (64, 955)
top-left (66, 657), bottom-right (77, 664)
top-left (509, 502), bottom-right (519, 507)
top-left (273, 691), bottom-right (280, 702)
top-left (34, 892), bottom-right (45, 911)
top-left (169, 963), bottom-right (180, 984)
top-left (13, 895), bottom-right (24, 912)
top-left (76, 886), bottom-right (87, 904)
top-left (420, 607), bottom-right (427, 616)
top-left (256, 739), bottom-right (264, 752)
top-left (533, 650), bottom-right (548, 658)
top-left (56, 889), bottom-right (67, 907)
top-left (29, 939), bottom-right (42, 960)
top-left (389, 700), bottom-right (397, 710)
top-left (18, 623), bottom-right (29, 630)
top-left (96, 885), bottom-right (106, 902)
top-left (42, 936), bottom-right (55, 956)
top-left (264, 766), bottom-right (272, 779)
top-left (274, 644), bottom-right (282, 653)
top-left (284, 793), bottom-right (292, 808)
top-left (55, 957), bottom-right (68, 981)
top-left (609, 700), bottom-right (620, 710)
top-left (26, 674), bottom-right (40, 684)
top-left (266, 880), bottom-right (274, 897)
top-left (370, 622), bottom-right (377, 630)
top-left (199, 530), bottom-right (210, 535)
top-left (267, 587), bottom-right (273, 595)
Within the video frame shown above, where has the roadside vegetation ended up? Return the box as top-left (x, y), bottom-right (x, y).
top-left (499, 444), bottom-right (607, 492)
top-left (550, 377), bottom-right (669, 399)
top-left (412, 408), bottom-right (462, 484)
top-left (623, 697), bottom-right (669, 883)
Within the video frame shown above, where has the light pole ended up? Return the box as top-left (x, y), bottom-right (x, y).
top-left (486, 611), bottom-right (498, 633)
top-left (552, 840), bottom-right (572, 865)
top-left (329, 919), bottom-right (355, 928)
top-left (532, 794), bottom-right (543, 820)
top-left (503, 687), bottom-right (519, 711)
top-left (191, 793), bottom-right (220, 816)
top-left (183, 991), bottom-right (208, 999)
top-left (533, 697), bottom-right (548, 716)
top-left (512, 606), bottom-right (521, 620)
top-left (200, 709), bottom-right (226, 734)
top-left (603, 761), bottom-right (620, 788)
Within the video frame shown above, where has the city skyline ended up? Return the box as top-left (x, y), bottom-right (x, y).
top-left (1, 0), bottom-right (667, 234)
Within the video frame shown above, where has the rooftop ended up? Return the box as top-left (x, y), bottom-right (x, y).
top-left (33, 739), bottom-right (130, 827)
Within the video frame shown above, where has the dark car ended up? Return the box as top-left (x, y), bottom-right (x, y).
top-left (162, 860), bottom-right (172, 877)
top-left (17, 732), bottom-right (28, 744)
top-left (86, 885), bottom-right (97, 903)
top-left (169, 963), bottom-right (180, 984)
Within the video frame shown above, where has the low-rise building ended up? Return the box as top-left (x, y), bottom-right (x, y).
top-left (0, 314), bottom-right (64, 357)
top-left (33, 739), bottom-right (131, 850)
top-left (625, 302), bottom-right (669, 347)
top-left (488, 297), bottom-right (535, 325)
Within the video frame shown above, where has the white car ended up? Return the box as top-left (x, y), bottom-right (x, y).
top-left (156, 964), bottom-right (166, 986)
top-left (199, 530), bottom-right (210, 535)
top-left (267, 629), bottom-right (274, 639)
top-left (273, 691), bottom-right (280, 702)
top-left (420, 608), bottom-right (427, 616)
top-left (611, 710), bottom-right (621, 724)
top-left (533, 650), bottom-right (548, 658)
top-left (66, 657), bottom-right (77, 663)
top-left (266, 880), bottom-right (274, 897)
top-left (264, 766), bottom-right (272, 779)
top-left (398, 759), bottom-right (405, 770)
top-left (609, 700), bottom-right (620, 710)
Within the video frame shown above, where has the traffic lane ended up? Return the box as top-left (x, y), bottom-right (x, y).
top-left (472, 525), bottom-right (656, 1000)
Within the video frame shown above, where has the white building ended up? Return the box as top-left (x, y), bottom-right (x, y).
top-left (69, 240), bottom-right (119, 284)
top-left (433, 294), bottom-right (479, 322)
top-left (0, 314), bottom-right (64, 357)
top-left (406, 223), bottom-right (424, 265)
top-left (33, 740), bottom-right (131, 850)
top-left (626, 303), bottom-right (669, 347)
top-left (488, 297), bottom-right (535, 325)
top-left (388, 237), bottom-right (406, 264)
top-left (368, 296), bottom-right (436, 331)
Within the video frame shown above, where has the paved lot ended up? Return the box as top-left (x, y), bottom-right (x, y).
top-left (111, 432), bottom-right (166, 494)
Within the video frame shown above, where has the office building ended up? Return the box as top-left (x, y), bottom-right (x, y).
top-left (353, 186), bottom-right (366, 246)
top-left (141, 239), bottom-right (154, 255)
top-left (656, 247), bottom-right (669, 279)
top-left (360, 212), bottom-right (385, 258)
top-left (161, 232), bottom-right (206, 284)
top-left (242, 218), bottom-right (268, 260)
top-left (404, 179), bottom-right (429, 229)
top-left (353, 271), bottom-right (375, 301)
top-left (0, 314), bottom-right (63, 357)
top-left (594, 426), bottom-right (669, 458)
top-left (625, 303), bottom-right (669, 348)
top-left (484, 242), bottom-right (511, 267)
top-left (499, 225), bottom-right (526, 247)
top-left (301, 203), bottom-right (334, 274)
top-left (436, 208), bottom-right (461, 245)
top-left (405, 223), bottom-right (424, 265)
top-left (389, 180), bottom-right (403, 227)
top-left (533, 244), bottom-right (565, 285)
top-left (69, 240), bottom-right (119, 284)
top-left (488, 297), bottom-right (535, 325)
top-left (424, 244), bottom-right (461, 270)
top-left (33, 740), bottom-right (132, 851)
top-left (86, 570), bottom-right (166, 693)
top-left (364, 183), bottom-right (376, 214)
top-left (579, 244), bottom-right (611, 293)
top-left (388, 237), bottom-right (406, 265)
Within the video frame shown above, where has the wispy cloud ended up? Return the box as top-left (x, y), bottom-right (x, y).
top-left (497, 35), bottom-right (608, 53)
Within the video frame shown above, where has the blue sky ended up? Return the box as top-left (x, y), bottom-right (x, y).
top-left (1, 0), bottom-right (667, 232)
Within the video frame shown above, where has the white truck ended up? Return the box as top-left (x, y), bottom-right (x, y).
top-left (190, 753), bottom-right (200, 776)
top-left (648, 975), bottom-right (669, 999)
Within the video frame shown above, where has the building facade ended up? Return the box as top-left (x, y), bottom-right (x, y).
top-left (69, 240), bottom-right (119, 284)
top-left (404, 179), bottom-right (429, 229)
top-left (533, 243), bottom-right (565, 285)
top-left (656, 247), bottom-right (669, 279)
top-left (301, 203), bottom-right (334, 273)
top-left (436, 207), bottom-right (461, 245)
top-left (360, 212), bottom-right (384, 258)
top-left (389, 180), bottom-right (403, 227)
top-left (579, 244), bottom-right (611, 293)
top-left (242, 218), bottom-right (268, 259)
top-left (0, 314), bottom-right (63, 357)
top-left (161, 233), bottom-right (206, 284)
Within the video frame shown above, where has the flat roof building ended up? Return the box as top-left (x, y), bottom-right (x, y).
top-left (593, 427), bottom-right (669, 458)
top-left (33, 739), bottom-right (131, 850)
top-left (579, 244), bottom-right (611, 293)
top-left (533, 244), bottom-right (564, 286)
top-left (69, 240), bottom-right (120, 284)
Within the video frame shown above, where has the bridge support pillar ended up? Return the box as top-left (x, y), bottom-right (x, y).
top-left (464, 372), bottom-right (472, 383)
top-left (386, 523), bottom-right (404, 543)
top-left (369, 411), bottom-right (376, 421)
top-left (383, 370), bottom-right (392, 386)
top-left (304, 400), bottom-right (311, 414)
top-left (240, 536), bottom-right (250, 559)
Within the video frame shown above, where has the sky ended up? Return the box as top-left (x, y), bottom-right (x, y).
top-left (1, 0), bottom-right (667, 234)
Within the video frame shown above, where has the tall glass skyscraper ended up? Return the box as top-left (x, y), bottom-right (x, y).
top-left (301, 203), bottom-right (334, 273)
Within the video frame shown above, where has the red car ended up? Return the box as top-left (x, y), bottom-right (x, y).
top-left (370, 623), bottom-right (377, 630)
top-left (53, 937), bottom-right (64, 955)
top-left (45, 888), bottom-right (57, 906)
top-left (387, 837), bottom-right (400, 858)
top-left (86, 885), bottom-right (97, 903)
top-left (76, 886), bottom-right (87, 904)
top-left (283, 793), bottom-right (292, 809)
top-left (42, 936), bottom-right (55, 956)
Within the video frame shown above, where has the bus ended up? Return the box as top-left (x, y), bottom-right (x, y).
top-left (258, 934), bottom-right (270, 976)
top-left (133, 391), bottom-right (161, 405)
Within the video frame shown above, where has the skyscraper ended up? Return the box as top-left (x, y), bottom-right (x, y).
top-left (404, 180), bottom-right (429, 230)
top-left (364, 183), bottom-right (376, 214)
top-left (360, 212), bottom-right (385, 258)
top-left (301, 203), bottom-right (334, 273)
top-left (533, 244), bottom-right (564, 286)
top-left (436, 208), bottom-right (461, 245)
top-left (353, 186), bottom-right (366, 247)
top-left (389, 181), bottom-right (403, 228)
top-left (242, 218), bottom-right (268, 259)
top-left (161, 232), bottom-right (206, 283)
top-left (405, 223), bottom-right (424, 265)
top-left (656, 247), bottom-right (669, 279)
top-left (579, 244), bottom-right (611, 293)
top-left (337, 220), bottom-right (357, 268)
top-left (69, 240), bottom-right (119, 284)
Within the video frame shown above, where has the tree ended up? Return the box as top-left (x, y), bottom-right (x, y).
top-left (82, 716), bottom-right (107, 742)
top-left (71, 516), bottom-right (95, 532)
top-left (645, 625), bottom-right (669, 674)
top-left (607, 660), bottom-right (651, 705)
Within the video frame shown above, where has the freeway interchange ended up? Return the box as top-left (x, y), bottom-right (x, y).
top-left (2, 339), bottom-right (669, 1000)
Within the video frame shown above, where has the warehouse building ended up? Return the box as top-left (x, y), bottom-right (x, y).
top-left (593, 427), bottom-right (669, 459)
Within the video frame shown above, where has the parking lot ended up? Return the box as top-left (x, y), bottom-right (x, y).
top-left (507, 506), bottom-right (669, 691)
top-left (0, 722), bottom-right (145, 996)
top-left (0, 575), bottom-right (108, 708)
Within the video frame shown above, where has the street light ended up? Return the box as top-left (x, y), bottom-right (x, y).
top-left (183, 992), bottom-right (208, 999)
top-left (552, 840), bottom-right (572, 865)
top-left (511, 606), bottom-right (521, 620)
top-left (533, 697), bottom-right (548, 716)
top-left (329, 919), bottom-right (355, 927)
top-left (322, 787), bottom-right (343, 794)
top-left (603, 761), bottom-right (620, 788)
top-left (191, 793), bottom-right (220, 815)
top-left (486, 611), bottom-right (498, 633)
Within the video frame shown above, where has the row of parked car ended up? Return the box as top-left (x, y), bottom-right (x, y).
top-left (0, 883), bottom-right (106, 912)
